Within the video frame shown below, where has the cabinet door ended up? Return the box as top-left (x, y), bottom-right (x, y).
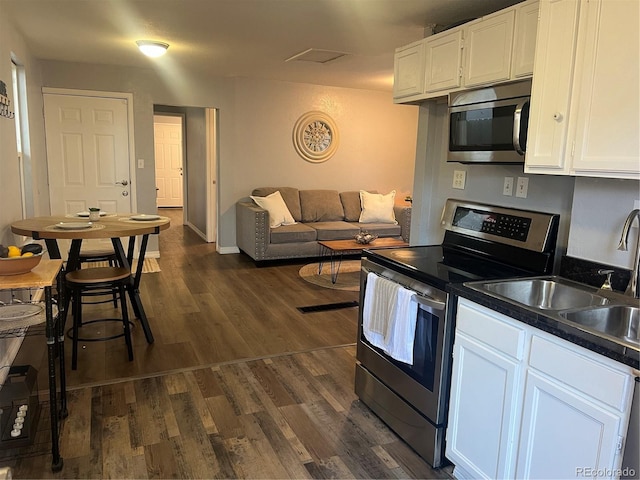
top-left (423, 29), bottom-right (463, 93)
top-left (393, 41), bottom-right (425, 99)
top-left (516, 370), bottom-right (624, 479)
top-left (525, 0), bottom-right (581, 173)
top-left (512, 1), bottom-right (539, 78)
top-left (569, 0), bottom-right (640, 178)
top-left (463, 10), bottom-right (515, 88)
top-left (446, 333), bottom-right (521, 480)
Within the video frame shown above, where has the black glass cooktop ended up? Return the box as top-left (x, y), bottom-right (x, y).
top-left (363, 245), bottom-right (535, 290)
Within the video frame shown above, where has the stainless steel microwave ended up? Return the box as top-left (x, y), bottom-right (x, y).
top-left (447, 80), bottom-right (531, 164)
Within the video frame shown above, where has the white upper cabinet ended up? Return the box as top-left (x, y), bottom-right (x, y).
top-left (526, 0), bottom-right (640, 179)
top-left (423, 28), bottom-right (463, 93)
top-left (525, 0), bottom-right (580, 172)
top-left (394, 0), bottom-right (539, 103)
top-left (569, 0), bottom-right (639, 178)
top-left (512, 0), bottom-right (540, 77)
top-left (393, 40), bottom-right (425, 100)
top-left (463, 10), bottom-right (515, 88)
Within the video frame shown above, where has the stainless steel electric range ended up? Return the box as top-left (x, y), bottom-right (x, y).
top-left (355, 199), bottom-right (560, 468)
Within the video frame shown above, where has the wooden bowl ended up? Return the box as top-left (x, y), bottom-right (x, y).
top-left (0, 253), bottom-right (44, 276)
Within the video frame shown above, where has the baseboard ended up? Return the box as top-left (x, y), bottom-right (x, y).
top-left (185, 221), bottom-right (208, 242)
top-left (218, 246), bottom-right (240, 255)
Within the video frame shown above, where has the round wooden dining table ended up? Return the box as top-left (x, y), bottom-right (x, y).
top-left (11, 213), bottom-right (171, 344)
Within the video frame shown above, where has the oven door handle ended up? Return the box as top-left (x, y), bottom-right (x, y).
top-left (362, 265), bottom-right (447, 313)
top-left (414, 294), bottom-right (446, 314)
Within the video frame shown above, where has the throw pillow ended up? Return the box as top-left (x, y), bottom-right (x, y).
top-left (359, 190), bottom-right (397, 224)
top-left (250, 190), bottom-right (297, 228)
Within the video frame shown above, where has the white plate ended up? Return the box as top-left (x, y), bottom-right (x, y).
top-left (55, 222), bottom-right (93, 230)
top-left (0, 304), bottom-right (43, 320)
top-left (130, 214), bottom-right (160, 221)
top-left (76, 211), bottom-right (107, 217)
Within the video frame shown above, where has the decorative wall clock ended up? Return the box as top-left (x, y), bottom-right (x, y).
top-left (292, 111), bottom-right (339, 163)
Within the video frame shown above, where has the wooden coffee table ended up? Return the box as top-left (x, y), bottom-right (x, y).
top-left (318, 238), bottom-right (409, 283)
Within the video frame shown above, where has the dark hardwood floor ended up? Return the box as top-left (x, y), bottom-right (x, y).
top-left (1, 208), bottom-right (452, 479)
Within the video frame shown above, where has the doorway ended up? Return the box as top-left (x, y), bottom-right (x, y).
top-left (153, 105), bottom-right (217, 244)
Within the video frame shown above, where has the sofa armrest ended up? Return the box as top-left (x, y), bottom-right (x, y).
top-left (394, 205), bottom-right (412, 243)
top-left (236, 201), bottom-right (269, 261)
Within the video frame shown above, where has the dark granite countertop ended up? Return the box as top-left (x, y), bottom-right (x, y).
top-left (448, 280), bottom-right (640, 370)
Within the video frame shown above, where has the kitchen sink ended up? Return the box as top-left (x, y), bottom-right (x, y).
top-left (560, 306), bottom-right (640, 342)
top-left (479, 278), bottom-right (610, 310)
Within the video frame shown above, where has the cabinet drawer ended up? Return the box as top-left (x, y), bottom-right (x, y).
top-left (529, 335), bottom-right (632, 411)
top-left (457, 300), bottom-right (526, 360)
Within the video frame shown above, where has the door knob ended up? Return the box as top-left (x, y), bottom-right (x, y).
top-left (122, 191), bottom-right (129, 197)
top-left (116, 180), bottom-right (129, 186)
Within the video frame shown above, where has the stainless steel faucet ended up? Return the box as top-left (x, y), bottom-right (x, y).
top-left (618, 209), bottom-right (640, 298)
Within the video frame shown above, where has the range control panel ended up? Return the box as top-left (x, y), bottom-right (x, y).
top-left (442, 199), bottom-right (559, 253)
top-left (452, 208), bottom-right (532, 241)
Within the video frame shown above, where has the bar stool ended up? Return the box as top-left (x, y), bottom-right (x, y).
top-left (66, 267), bottom-right (134, 370)
top-left (79, 246), bottom-right (119, 305)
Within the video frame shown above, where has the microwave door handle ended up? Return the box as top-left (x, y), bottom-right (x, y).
top-left (512, 99), bottom-right (528, 156)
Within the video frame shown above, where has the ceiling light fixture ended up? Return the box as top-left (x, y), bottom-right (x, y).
top-left (136, 40), bottom-right (169, 58)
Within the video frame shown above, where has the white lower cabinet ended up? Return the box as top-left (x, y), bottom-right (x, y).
top-left (446, 298), bottom-right (635, 480)
top-left (447, 333), bottom-right (521, 479)
top-left (516, 370), bottom-right (623, 479)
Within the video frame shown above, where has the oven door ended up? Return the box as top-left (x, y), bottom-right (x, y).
top-left (356, 258), bottom-right (450, 425)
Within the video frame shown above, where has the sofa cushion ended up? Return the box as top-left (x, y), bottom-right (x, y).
top-left (251, 187), bottom-right (302, 221)
top-left (359, 190), bottom-right (397, 224)
top-left (300, 190), bottom-right (344, 222)
top-left (250, 190), bottom-right (297, 228)
top-left (348, 222), bottom-right (402, 238)
top-left (308, 221), bottom-right (359, 241)
top-left (340, 190), bottom-right (377, 222)
top-left (269, 223), bottom-right (317, 244)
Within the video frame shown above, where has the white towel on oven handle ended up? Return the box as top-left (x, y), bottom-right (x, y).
top-left (362, 272), bottom-right (418, 365)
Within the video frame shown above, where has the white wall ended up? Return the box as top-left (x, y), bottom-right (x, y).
top-left (38, 61), bottom-right (419, 250)
top-left (568, 177), bottom-right (640, 270)
top-left (0, 3), bottom-right (46, 386)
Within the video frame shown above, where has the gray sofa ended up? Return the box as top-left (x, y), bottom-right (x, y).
top-left (236, 187), bottom-right (411, 262)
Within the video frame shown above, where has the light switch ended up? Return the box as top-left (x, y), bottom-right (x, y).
top-left (138, 158), bottom-right (144, 168)
top-left (516, 177), bottom-right (529, 198)
top-left (503, 177), bottom-right (514, 196)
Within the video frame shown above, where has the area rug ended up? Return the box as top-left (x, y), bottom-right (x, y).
top-left (81, 257), bottom-right (161, 273)
top-left (298, 260), bottom-right (360, 291)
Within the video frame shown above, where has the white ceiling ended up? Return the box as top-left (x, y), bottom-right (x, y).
top-left (2, 0), bottom-right (521, 92)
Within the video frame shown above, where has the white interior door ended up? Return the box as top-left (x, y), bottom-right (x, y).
top-left (154, 118), bottom-right (184, 207)
top-left (43, 90), bottom-right (135, 257)
top-left (44, 92), bottom-right (133, 215)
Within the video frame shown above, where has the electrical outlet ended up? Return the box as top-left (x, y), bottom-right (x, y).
top-left (453, 170), bottom-right (466, 190)
top-left (516, 177), bottom-right (529, 198)
top-left (503, 177), bottom-right (514, 196)
top-left (138, 158), bottom-right (144, 168)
